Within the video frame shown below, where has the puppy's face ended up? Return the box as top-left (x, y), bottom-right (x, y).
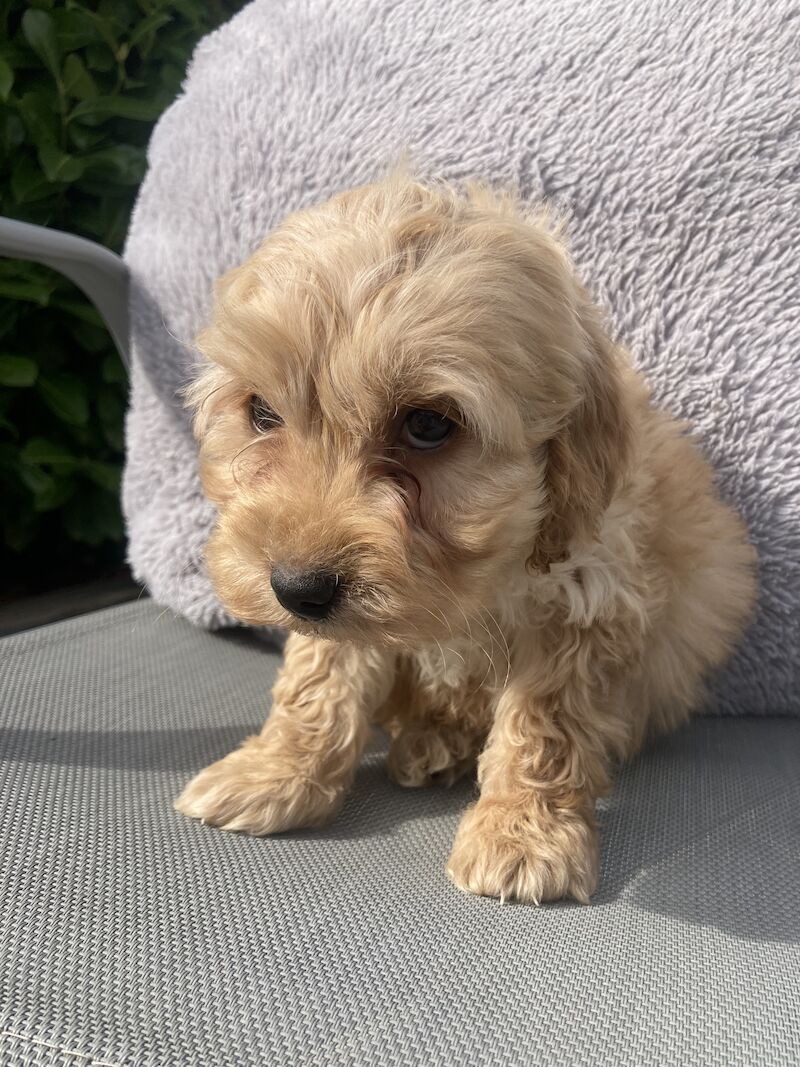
top-left (190, 177), bottom-right (627, 646)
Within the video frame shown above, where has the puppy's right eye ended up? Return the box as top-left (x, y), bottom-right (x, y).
top-left (249, 395), bottom-right (282, 434)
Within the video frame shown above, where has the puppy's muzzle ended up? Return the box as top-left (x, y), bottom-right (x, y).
top-left (270, 565), bottom-right (340, 621)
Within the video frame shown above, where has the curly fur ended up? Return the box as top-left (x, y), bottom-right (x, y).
top-left (175, 172), bottom-right (756, 904)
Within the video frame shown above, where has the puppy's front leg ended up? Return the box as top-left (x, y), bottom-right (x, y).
top-left (447, 684), bottom-right (607, 904)
top-left (175, 634), bottom-right (394, 834)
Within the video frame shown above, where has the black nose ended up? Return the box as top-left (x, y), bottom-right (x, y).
top-left (270, 565), bottom-right (339, 621)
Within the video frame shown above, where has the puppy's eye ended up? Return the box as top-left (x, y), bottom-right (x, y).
top-left (401, 408), bottom-right (455, 450)
top-left (249, 395), bottom-right (282, 434)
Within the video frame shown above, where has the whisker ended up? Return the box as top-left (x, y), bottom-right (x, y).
top-left (436, 575), bottom-right (473, 644)
top-left (483, 606), bottom-right (512, 689)
top-left (471, 610), bottom-right (498, 694)
top-left (432, 637), bottom-right (447, 678)
top-left (434, 576), bottom-right (499, 695)
top-left (160, 317), bottom-right (195, 352)
top-left (418, 602), bottom-right (456, 646)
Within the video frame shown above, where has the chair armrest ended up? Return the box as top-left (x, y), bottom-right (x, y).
top-left (0, 216), bottom-right (130, 370)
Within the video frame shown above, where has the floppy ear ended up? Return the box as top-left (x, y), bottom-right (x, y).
top-left (184, 359), bottom-right (232, 442)
top-left (183, 358), bottom-right (246, 505)
top-left (527, 297), bottom-right (631, 573)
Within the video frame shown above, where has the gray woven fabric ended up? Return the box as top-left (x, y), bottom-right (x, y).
top-left (1, 602), bottom-right (799, 1067)
top-left (121, 0), bottom-right (800, 717)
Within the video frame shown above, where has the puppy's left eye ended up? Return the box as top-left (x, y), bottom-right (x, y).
top-left (401, 408), bottom-right (455, 450)
top-left (249, 395), bottom-right (282, 433)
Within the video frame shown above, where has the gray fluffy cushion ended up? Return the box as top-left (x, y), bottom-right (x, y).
top-left (122, 0), bottom-right (799, 716)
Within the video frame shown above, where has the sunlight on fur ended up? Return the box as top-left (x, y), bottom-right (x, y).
top-left (174, 170), bottom-right (756, 905)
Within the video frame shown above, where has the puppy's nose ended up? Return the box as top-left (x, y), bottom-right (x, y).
top-left (270, 565), bottom-right (339, 621)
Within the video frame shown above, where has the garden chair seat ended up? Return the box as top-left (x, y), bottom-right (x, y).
top-left (2, 600), bottom-right (798, 1065)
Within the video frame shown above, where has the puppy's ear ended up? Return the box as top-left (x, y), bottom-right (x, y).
top-left (183, 360), bottom-right (243, 504)
top-left (184, 360), bottom-right (232, 441)
top-left (527, 297), bottom-right (631, 573)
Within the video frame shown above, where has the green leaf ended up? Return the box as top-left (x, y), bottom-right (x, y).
top-left (84, 0), bottom-right (130, 38)
top-left (50, 9), bottom-right (101, 52)
top-left (103, 195), bottom-right (130, 240)
top-left (60, 201), bottom-right (106, 240)
top-left (0, 355), bottom-right (38, 387)
top-left (84, 43), bottom-right (115, 73)
top-left (0, 58), bottom-right (14, 102)
top-left (67, 123), bottom-right (105, 151)
top-left (0, 272), bottom-right (55, 305)
top-left (51, 298), bottom-right (104, 328)
top-left (82, 459), bottom-right (121, 491)
top-left (62, 53), bottom-right (97, 101)
top-left (10, 157), bottom-right (56, 205)
top-left (36, 373), bottom-right (90, 426)
top-left (102, 352), bottom-right (127, 384)
top-left (22, 9), bottom-right (61, 81)
top-left (17, 90), bottom-right (60, 146)
top-left (33, 473), bottom-right (76, 512)
top-left (159, 63), bottom-right (184, 95)
top-left (38, 143), bottom-right (86, 183)
top-left (21, 436), bottom-right (78, 467)
top-left (67, 318), bottom-right (109, 353)
top-left (127, 11), bottom-right (172, 49)
top-left (66, 423), bottom-right (94, 450)
top-left (81, 143), bottom-right (146, 184)
top-left (69, 94), bottom-right (166, 123)
top-left (19, 462), bottom-right (54, 496)
top-left (0, 259), bottom-right (57, 282)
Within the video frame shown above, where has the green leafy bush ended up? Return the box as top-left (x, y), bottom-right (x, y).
top-left (0, 0), bottom-right (241, 594)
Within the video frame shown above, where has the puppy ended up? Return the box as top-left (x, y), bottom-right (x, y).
top-left (175, 173), bottom-right (756, 904)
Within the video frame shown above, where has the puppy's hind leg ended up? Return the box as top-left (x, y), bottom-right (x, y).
top-left (381, 663), bottom-right (491, 788)
top-left (387, 722), bottom-right (483, 788)
top-left (175, 634), bottom-right (395, 835)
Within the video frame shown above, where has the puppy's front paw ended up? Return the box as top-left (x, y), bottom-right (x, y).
top-left (447, 797), bottom-right (599, 904)
top-left (174, 735), bottom-right (343, 835)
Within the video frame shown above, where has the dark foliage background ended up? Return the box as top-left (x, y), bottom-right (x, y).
top-left (0, 0), bottom-right (241, 597)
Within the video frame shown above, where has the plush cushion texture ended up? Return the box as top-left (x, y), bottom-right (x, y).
top-left (122, 0), bottom-right (800, 714)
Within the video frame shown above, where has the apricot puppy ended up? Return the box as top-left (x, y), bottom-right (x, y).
top-left (175, 173), bottom-right (755, 904)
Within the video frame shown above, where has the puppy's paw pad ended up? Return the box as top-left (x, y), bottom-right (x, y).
top-left (447, 800), bottom-right (598, 905)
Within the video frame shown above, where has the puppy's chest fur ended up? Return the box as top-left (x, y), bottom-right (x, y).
top-left (377, 527), bottom-right (641, 740)
top-left (377, 636), bottom-right (500, 740)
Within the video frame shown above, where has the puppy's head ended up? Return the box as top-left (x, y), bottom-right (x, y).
top-left (189, 174), bottom-right (630, 646)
